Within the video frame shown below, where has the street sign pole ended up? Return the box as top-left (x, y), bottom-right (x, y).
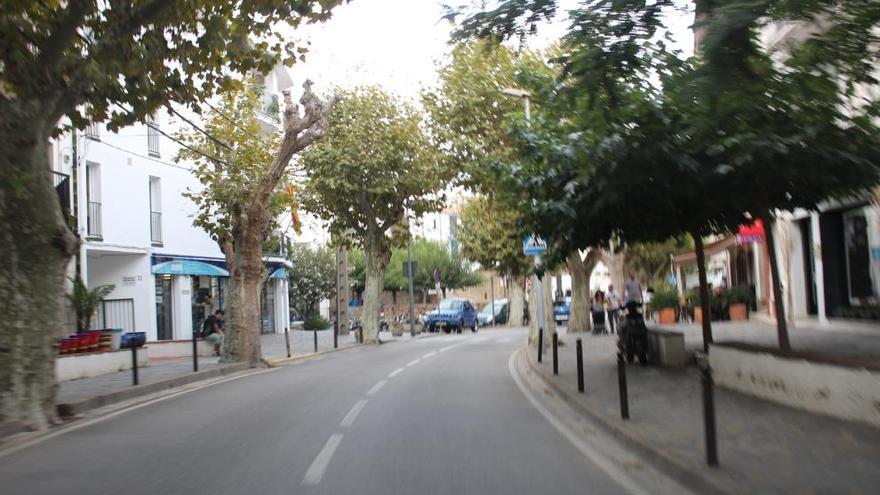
top-left (535, 254), bottom-right (544, 341)
top-left (490, 275), bottom-right (495, 327)
top-left (407, 235), bottom-right (416, 337)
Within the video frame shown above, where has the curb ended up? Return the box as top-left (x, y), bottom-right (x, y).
top-left (56, 362), bottom-right (251, 418)
top-left (520, 346), bottom-right (736, 495)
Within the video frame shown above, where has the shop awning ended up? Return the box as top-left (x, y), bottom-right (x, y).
top-left (269, 267), bottom-right (287, 279)
top-left (672, 235), bottom-right (739, 266)
top-left (151, 260), bottom-right (229, 277)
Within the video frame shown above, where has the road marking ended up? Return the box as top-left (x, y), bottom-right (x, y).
top-left (438, 345), bottom-right (455, 353)
top-left (388, 367), bottom-right (404, 378)
top-left (422, 351), bottom-right (437, 359)
top-left (406, 358), bottom-right (421, 367)
top-left (302, 433), bottom-right (344, 486)
top-left (366, 380), bottom-right (387, 395)
top-left (340, 400), bottom-right (368, 428)
top-left (507, 350), bottom-right (655, 495)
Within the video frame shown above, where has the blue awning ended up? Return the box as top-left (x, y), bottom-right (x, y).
top-left (269, 267), bottom-right (287, 279)
top-left (151, 260), bottom-right (229, 277)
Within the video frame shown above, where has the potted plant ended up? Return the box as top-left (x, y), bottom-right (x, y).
top-left (67, 276), bottom-right (115, 333)
top-left (726, 286), bottom-right (751, 321)
top-left (648, 287), bottom-right (680, 325)
top-left (689, 289), bottom-right (714, 324)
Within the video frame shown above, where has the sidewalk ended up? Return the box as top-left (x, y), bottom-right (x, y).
top-left (532, 328), bottom-right (880, 495)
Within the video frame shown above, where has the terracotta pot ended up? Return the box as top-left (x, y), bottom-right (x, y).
top-left (695, 306), bottom-right (703, 324)
top-left (658, 307), bottom-right (676, 325)
top-left (729, 303), bottom-right (748, 321)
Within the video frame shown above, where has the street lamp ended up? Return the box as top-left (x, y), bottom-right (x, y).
top-left (406, 212), bottom-right (416, 337)
top-left (499, 87), bottom-right (544, 335)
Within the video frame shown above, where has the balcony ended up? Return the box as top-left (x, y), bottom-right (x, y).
top-left (52, 171), bottom-right (71, 219)
top-left (87, 201), bottom-right (102, 238)
top-left (150, 211), bottom-right (162, 246)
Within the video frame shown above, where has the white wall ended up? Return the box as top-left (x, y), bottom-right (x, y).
top-left (86, 253), bottom-right (154, 337)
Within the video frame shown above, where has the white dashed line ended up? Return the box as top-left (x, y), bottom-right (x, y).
top-left (438, 345), bottom-right (455, 353)
top-left (406, 358), bottom-right (421, 367)
top-left (340, 399), bottom-right (368, 428)
top-left (423, 351), bottom-right (437, 359)
top-left (302, 433), bottom-right (343, 486)
top-left (366, 380), bottom-right (387, 395)
top-left (388, 368), bottom-right (404, 378)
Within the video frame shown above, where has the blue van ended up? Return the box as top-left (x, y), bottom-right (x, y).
top-left (425, 298), bottom-right (478, 333)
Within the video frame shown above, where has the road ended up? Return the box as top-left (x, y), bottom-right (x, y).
top-left (1, 327), bottom-right (668, 495)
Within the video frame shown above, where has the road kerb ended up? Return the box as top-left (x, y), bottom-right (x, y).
top-left (519, 346), bottom-right (736, 495)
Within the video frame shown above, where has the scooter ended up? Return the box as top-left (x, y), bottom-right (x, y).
top-left (618, 301), bottom-right (649, 365)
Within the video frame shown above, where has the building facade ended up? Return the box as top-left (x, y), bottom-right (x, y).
top-left (50, 70), bottom-right (294, 341)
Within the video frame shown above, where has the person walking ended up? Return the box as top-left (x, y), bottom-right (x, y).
top-left (591, 290), bottom-right (607, 334)
top-left (624, 272), bottom-right (643, 306)
top-left (606, 284), bottom-right (621, 334)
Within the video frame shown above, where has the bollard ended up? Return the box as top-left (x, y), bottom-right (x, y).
top-left (537, 327), bottom-right (544, 363)
top-left (313, 328), bottom-right (318, 353)
top-left (192, 329), bottom-right (199, 372)
top-left (552, 332), bottom-right (559, 375)
top-left (358, 327), bottom-right (364, 344)
top-left (576, 339), bottom-right (584, 393)
top-left (617, 352), bottom-right (629, 420)
top-left (700, 360), bottom-right (719, 466)
top-left (285, 327), bottom-right (291, 358)
top-left (333, 321), bottom-right (338, 349)
top-left (131, 345), bottom-right (139, 386)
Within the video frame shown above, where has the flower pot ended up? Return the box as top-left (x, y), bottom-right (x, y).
top-left (695, 306), bottom-right (704, 324)
top-left (658, 307), bottom-right (676, 325)
top-left (729, 303), bottom-right (748, 321)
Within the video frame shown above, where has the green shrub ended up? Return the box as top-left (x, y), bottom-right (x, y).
top-left (303, 315), bottom-right (331, 331)
top-left (648, 286), bottom-right (680, 311)
top-left (724, 285), bottom-right (752, 304)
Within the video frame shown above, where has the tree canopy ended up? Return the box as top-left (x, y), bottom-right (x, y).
top-left (288, 244), bottom-right (337, 318)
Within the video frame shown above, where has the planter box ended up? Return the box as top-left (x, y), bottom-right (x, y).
top-left (56, 347), bottom-right (150, 382)
top-left (710, 344), bottom-right (880, 428)
top-left (729, 303), bottom-right (748, 321)
top-left (147, 339), bottom-right (215, 359)
top-left (657, 307), bottom-right (676, 325)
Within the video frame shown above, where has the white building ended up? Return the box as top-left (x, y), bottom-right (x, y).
top-left (49, 70), bottom-right (294, 341)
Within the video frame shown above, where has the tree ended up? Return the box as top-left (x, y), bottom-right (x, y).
top-left (288, 244), bottom-right (336, 318)
top-left (300, 87), bottom-right (449, 344)
top-left (458, 195), bottom-right (531, 326)
top-left (179, 80), bottom-right (336, 366)
top-left (66, 276), bottom-right (115, 334)
top-left (0, 0), bottom-right (344, 430)
top-left (385, 240), bottom-right (482, 301)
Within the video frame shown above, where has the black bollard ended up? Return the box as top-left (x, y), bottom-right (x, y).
top-left (576, 339), bottom-right (584, 393)
top-left (701, 362), bottom-right (719, 466)
top-left (617, 352), bottom-right (629, 420)
top-left (313, 328), bottom-right (318, 353)
top-left (333, 321), bottom-right (338, 349)
top-left (538, 327), bottom-right (544, 363)
top-left (552, 332), bottom-right (559, 375)
top-left (285, 327), bottom-right (291, 358)
top-left (131, 345), bottom-right (139, 386)
top-left (192, 329), bottom-right (199, 372)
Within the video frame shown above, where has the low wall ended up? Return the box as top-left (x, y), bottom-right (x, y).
top-left (147, 339), bottom-right (215, 359)
top-left (56, 348), bottom-right (150, 382)
top-left (710, 344), bottom-right (880, 428)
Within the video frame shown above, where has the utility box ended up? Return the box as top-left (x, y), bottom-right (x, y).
top-left (647, 328), bottom-right (687, 367)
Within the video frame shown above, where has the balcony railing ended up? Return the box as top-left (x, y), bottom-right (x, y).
top-left (87, 201), bottom-right (102, 237)
top-left (150, 211), bottom-right (162, 244)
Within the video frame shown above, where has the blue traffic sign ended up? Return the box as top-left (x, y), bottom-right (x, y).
top-left (523, 235), bottom-right (547, 255)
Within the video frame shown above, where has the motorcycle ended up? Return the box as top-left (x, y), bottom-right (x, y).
top-left (618, 301), bottom-right (649, 365)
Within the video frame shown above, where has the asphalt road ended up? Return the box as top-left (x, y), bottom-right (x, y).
top-left (1, 328), bottom-right (647, 495)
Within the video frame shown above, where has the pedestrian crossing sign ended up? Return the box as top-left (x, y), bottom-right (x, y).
top-left (523, 235), bottom-right (547, 255)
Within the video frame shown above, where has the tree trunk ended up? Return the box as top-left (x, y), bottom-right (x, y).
top-left (222, 236), bottom-right (265, 366)
top-left (763, 215), bottom-right (791, 351)
top-left (606, 242), bottom-right (626, 293)
top-left (507, 276), bottom-right (526, 327)
top-left (691, 232), bottom-right (714, 353)
top-left (0, 110), bottom-right (79, 430)
top-left (362, 240), bottom-right (389, 344)
top-left (568, 250), bottom-right (602, 333)
top-left (542, 275), bottom-right (556, 340)
top-left (528, 278), bottom-right (539, 345)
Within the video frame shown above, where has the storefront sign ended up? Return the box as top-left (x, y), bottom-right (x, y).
top-left (737, 220), bottom-right (764, 243)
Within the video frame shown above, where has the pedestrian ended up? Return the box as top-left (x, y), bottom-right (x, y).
top-left (624, 271), bottom-right (643, 306)
top-left (591, 290), bottom-right (607, 335)
top-left (202, 309), bottom-right (224, 356)
top-left (606, 284), bottom-right (621, 334)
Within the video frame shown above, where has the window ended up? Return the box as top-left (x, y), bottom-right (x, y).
top-left (146, 115), bottom-right (160, 157)
top-left (149, 176), bottom-right (162, 245)
top-left (86, 162), bottom-right (102, 237)
top-left (85, 121), bottom-right (100, 140)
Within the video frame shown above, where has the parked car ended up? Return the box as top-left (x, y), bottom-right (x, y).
top-left (553, 296), bottom-right (572, 325)
top-left (425, 297), bottom-right (479, 333)
top-left (478, 298), bottom-right (509, 326)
